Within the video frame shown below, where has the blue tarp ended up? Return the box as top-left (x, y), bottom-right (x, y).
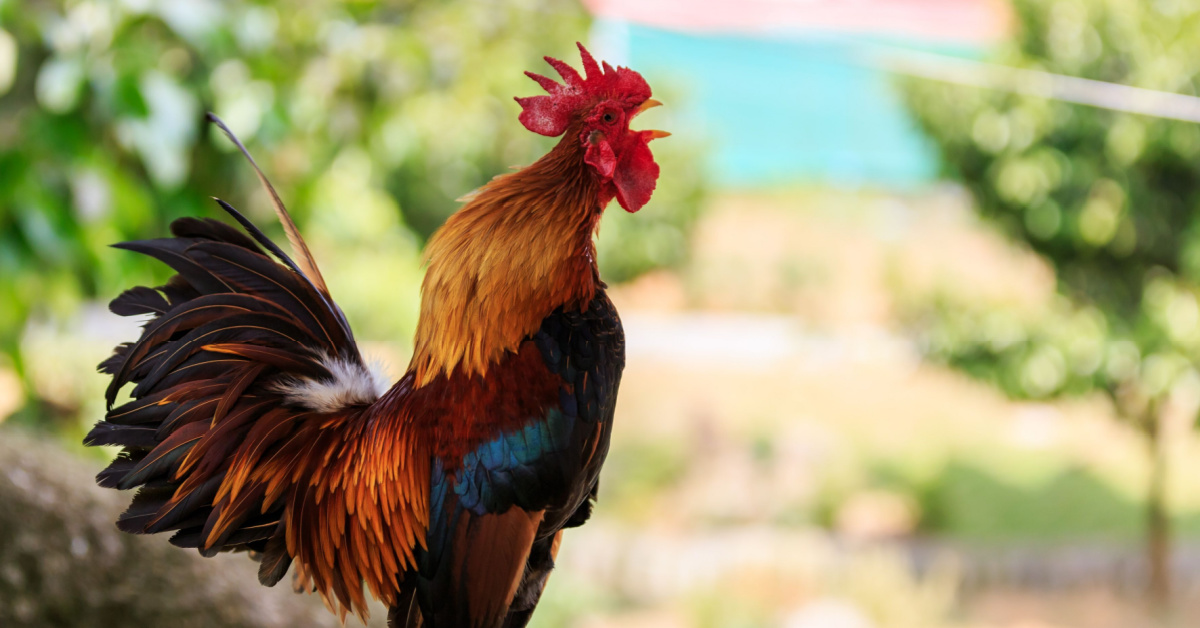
top-left (602, 21), bottom-right (980, 188)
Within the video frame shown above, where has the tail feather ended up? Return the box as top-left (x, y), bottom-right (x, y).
top-left (112, 238), bottom-right (235, 294)
top-left (90, 197), bottom-right (427, 619)
top-left (388, 586), bottom-right (423, 628)
top-left (89, 117), bottom-right (429, 621)
top-left (83, 421), bottom-right (158, 449)
top-left (210, 198), bottom-right (359, 353)
top-left (116, 485), bottom-right (178, 533)
top-left (206, 113), bottom-right (332, 299)
top-left (170, 215), bottom-right (266, 253)
top-left (110, 286), bottom-right (170, 316)
top-left (144, 473), bottom-right (224, 533)
top-left (257, 523), bottom-right (294, 586)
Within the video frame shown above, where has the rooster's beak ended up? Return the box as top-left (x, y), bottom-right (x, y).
top-left (635, 98), bottom-right (663, 115)
top-left (633, 99), bottom-right (668, 139)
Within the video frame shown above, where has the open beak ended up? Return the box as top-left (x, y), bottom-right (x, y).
top-left (633, 99), bottom-right (669, 140)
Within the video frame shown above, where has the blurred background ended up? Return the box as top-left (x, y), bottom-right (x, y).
top-left (5, 0), bottom-right (1200, 626)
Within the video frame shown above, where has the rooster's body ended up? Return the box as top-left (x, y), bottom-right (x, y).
top-left (85, 45), bottom-right (666, 628)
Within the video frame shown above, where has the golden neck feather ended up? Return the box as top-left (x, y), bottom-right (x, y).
top-left (409, 134), bottom-right (602, 387)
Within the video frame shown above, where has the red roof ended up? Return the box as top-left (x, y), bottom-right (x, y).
top-left (584, 0), bottom-right (1011, 44)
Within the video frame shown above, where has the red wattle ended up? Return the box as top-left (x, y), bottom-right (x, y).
top-left (613, 136), bottom-right (659, 213)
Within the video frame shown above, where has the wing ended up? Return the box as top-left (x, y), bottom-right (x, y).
top-left (410, 295), bottom-right (625, 628)
top-left (88, 204), bottom-right (428, 622)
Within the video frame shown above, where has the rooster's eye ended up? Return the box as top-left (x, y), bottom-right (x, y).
top-left (602, 112), bottom-right (616, 124)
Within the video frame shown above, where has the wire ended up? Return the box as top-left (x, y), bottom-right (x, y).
top-left (858, 44), bottom-right (1200, 124)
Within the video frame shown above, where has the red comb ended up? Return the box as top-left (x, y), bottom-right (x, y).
top-left (516, 42), bottom-right (652, 137)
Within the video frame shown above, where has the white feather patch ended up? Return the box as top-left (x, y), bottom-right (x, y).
top-left (273, 354), bottom-right (391, 414)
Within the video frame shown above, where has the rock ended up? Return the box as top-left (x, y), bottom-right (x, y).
top-left (0, 428), bottom-right (387, 628)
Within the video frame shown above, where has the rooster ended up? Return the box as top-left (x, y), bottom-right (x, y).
top-left (85, 44), bottom-right (667, 627)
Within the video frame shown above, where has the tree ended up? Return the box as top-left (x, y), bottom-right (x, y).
top-left (901, 0), bottom-right (1200, 608)
top-left (0, 0), bottom-right (707, 424)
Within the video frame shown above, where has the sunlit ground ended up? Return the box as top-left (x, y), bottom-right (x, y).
top-left (8, 189), bottom-right (1200, 627)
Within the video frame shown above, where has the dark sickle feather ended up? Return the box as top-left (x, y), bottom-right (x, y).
top-left (204, 126), bottom-right (359, 353)
top-left (205, 113), bottom-right (330, 297)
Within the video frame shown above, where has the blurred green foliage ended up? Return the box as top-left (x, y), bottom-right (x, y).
top-left (0, 0), bottom-right (707, 414)
top-left (899, 291), bottom-right (1151, 403)
top-left (917, 459), bottom-right (1194, 541)
top-left (599, 436), bottom-right (690, 522)
top-left (902, 0), bottom-right (1200, 416)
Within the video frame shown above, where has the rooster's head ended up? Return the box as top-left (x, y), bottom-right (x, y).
top-left (516, 42), bottom-right (668, 213)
